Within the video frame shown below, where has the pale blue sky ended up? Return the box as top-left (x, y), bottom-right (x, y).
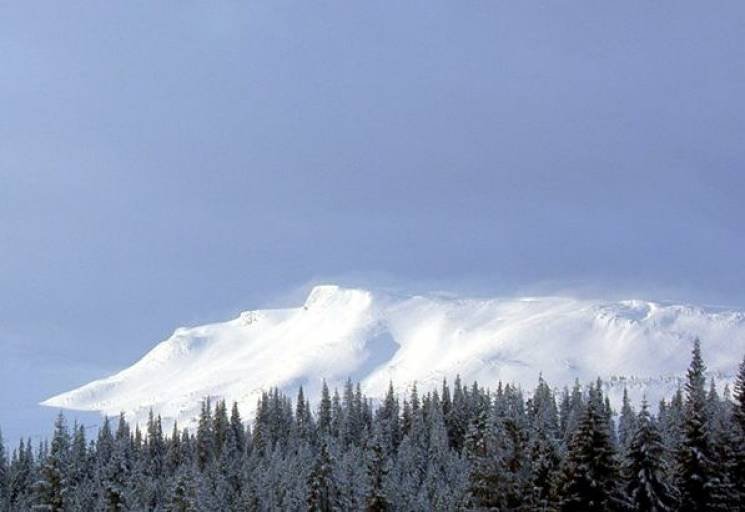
top-left (1, 1), bottom-right (744, 442)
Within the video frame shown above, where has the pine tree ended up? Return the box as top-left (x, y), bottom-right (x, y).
top-left (529, 375), bottom-right (560, 438)
top-left (529, 423), bottom-right (561, 511)
top-left (376, 382), bottom-right (400, 456)
top-left (168, 466), bottom-right (198, 512)
top-left (732, 354), bottom-right (745, 508)
top-left (252, 393), bottom-right (270, 454)
top-left (213, 400), bottom-right (229, 460)
top-left (446, 376), bottom-right (468, 451)
top-left (0, 428), bottom-right (7, 511)
top-left (8, 438), bottom-right (35, 511)
top-left (296, 387), bottom-right (313, 442)
top-left (10, 371), bottom-right (745, 512)
top-left (213, 416), bottom-right (243, 510)
top-left (67, 423), bottom-right (94, 511)
top-left (618, 387), bottom-right (637, 451)
top-left (341, 378), bottom-right (361, 448)
top-left (623, 400), bottom-right (674, 512)
top-left (307, 440), bottom-right (339, 511)
top-left (230, 402), bottom-right (246, 457)
top-left (144, 410), bottom-right (166, 507)
top-left (166, 421), bottom-right (183, 477)
top-left (559, 383), bottom-right (622, 512)
top-left (335, 446), bottom-right (366, 511)
top-left (464, 391), bottom-right (503, 510)
top-left (526, 376), bottom-right (562, 510)
top-left (98, 414), bottom-right (133, 511)
top-left (96, 416), bottom-right (114, 472)
top-left (659, 387), bottom-right (685, 483)
top-left (676, 338), bottom-right (717, 512)
top-left (705, 380), bottom-right (738, 510)
top-left (331, 389), bottom-right (343, 440)
top-left (364, 426), bottom-right (390, 512)
top-left (196, 399), bottom-right (215, 472)
top-left (33, 412), bottom-right (70, 511)
top-left (422, 403), bottom-right (467, 510)
top-left (318, 381), bottom-right (333, 437)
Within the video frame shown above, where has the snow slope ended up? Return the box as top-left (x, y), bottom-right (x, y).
top-left (43, 285), bottom-right (745, 427)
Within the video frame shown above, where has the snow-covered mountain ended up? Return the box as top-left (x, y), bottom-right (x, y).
top-left (43, 285), bottom-right (745, 428)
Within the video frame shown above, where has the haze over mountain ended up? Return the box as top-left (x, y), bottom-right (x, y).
top-left (44, 285), bottom-right (745, 428)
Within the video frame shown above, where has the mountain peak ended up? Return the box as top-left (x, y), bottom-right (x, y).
top-left (303, 284), bottom-right (369, 308)
top-left (43, 290), bottom-right (745, 428)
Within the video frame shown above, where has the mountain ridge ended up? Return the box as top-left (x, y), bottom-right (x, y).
top-left (43, 285), bottom-right (745, 428)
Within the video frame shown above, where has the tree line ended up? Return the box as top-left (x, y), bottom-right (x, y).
top-left (1, 338), bottom-right (744, 511)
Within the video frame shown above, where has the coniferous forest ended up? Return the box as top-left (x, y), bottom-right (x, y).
top-left (2, 340), bottom-right (744, 511)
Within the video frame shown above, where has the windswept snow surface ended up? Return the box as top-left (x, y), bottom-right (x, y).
top-left (43, 285), bottom-right (745, 427)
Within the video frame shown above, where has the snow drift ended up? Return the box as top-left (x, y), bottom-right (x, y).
top-left (43, 285), bottom-right (745, 427)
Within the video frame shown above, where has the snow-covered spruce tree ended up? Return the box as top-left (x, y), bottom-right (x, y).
top-left (212, 400), bottom-right (229, 461)
top-left (528, 375), bottom-right (560, 439)
top-left (528, 424), bottom-right (561, 512)
top-left (335, 444), bottom-right (367, 511)
top-left (339, 379), bottom-right (362, 449)
top-left (500, 385), bottom-right (533, 511)
top-left (463, 388), bottom-right (504, 511)
top-left (10, 370), bottom-right (745, 511)
top-left (251, 392), bottom-right (271, 455)
top-left (229, 401), bottom-right (246, 457)
top-left (618, 387), bottom-right (637, 453)
top-left (705, 380), bottom-right (739, 510)
top-left (364, 424), bottom-right (391, 512)
top-left (733, 354), bottom-right (745, 507)
top-left (215, 411), bottom-right (244, 511)
top-left (558, 379), bottom-right (585, 448)
top-left (421, 401), bottom-right (468, 510)
top-left (527, 376), bottom-right (562, 510)
top-left (166, 421), bottom-right (183, 477)
top-left (95, 416), bottom-right (113, 479)
top-left (330, 389), bottom-right (344, 440)
top-left (238, 449), bottom-right (261, 511)
top-left (295, 386), bottom-right (314, 443)
top-left (446, 375), bottom-right (469, 451)
top-left (559, 382), bottom-right (623, 512)
top-left (387, 423), bottom-right (429, 512)
top-left (658, 387), bottom-right (685, 484)
top-left (675, 338), bottom-right (719, 512)
top-left (623, 400), bottom-right (674, 512)
top-left (97, 413), bottom-right (134, 511)
top-left (307, 439), bottom-right (340, 511)
top-left (8, 438), bottom-right (35, 511)
top-left (376, 382), bottom-right (401, 457)
top-left (318, 380), bottom-right (333, 438)
top-left (139, 409), bottom-right (167, 509)
top-left (195, 464), bottom-right (224, 512)
top-left (66, 422), bottom-right (95, 511)
top-left (168, 465), bottom-right (198, 512)
top-left (33, 412), bottom-right (70, 511)
top-left (0, 428), bottom-right (7, 511)
top-left (196, 399), bottom-right (215, 473)
top-left (5, 438), bottom-right (35, 511)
